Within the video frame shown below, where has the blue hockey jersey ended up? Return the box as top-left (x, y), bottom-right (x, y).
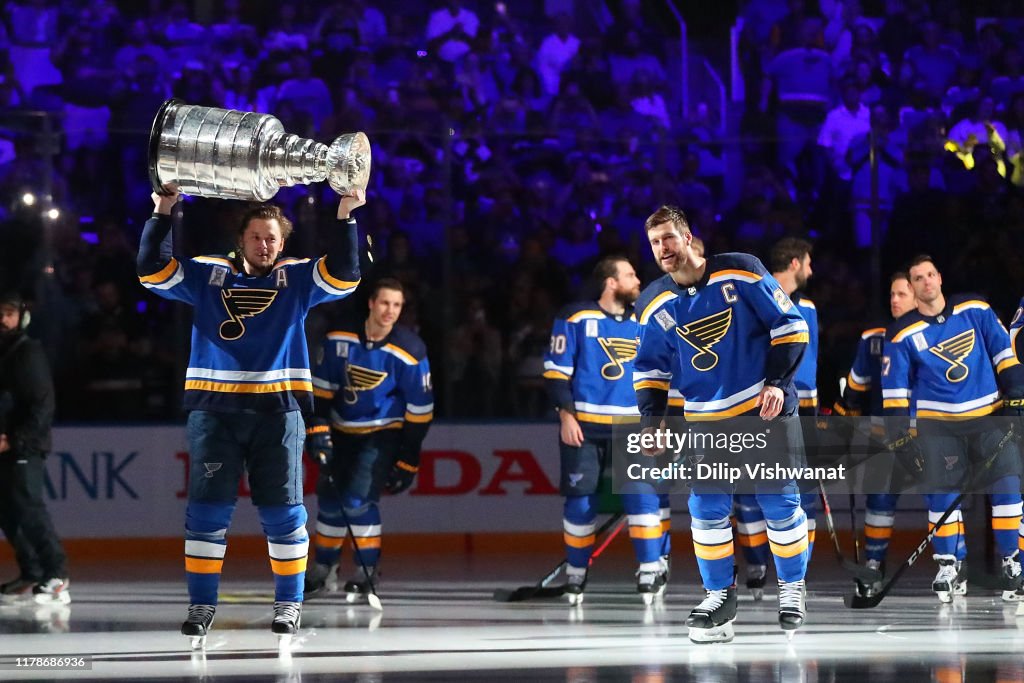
top-left (139, 215), bottom-right (359, 413)
top-left (543, 302), bottom-right (640, 437)
top-left (792, 293), bottom-right (819, 413)
top-left (837, 325), bottom-right (887, 416)
top-left (312, 323), bottom-right (433, 435)
top-left (882, 295), bottom-right (1024, 419)
top-left (633, 253), bottom-right (808, 421)
top-left (1011, 297), bottom-right (1024, 364)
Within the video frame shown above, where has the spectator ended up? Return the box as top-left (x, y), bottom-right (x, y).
top-left (535, 12), bottom-right (580, 98)
top-left (265, 2), bottom-right (310, 55)
top-left (425, 1), bottom-right (479, 63)
top-left (818, 78), bottom-right (871, 182)
top-left (848, 104), bottom-right (905, 248)
top-left (275, 55), bottom-right (333, 133)
top-left (903, 19), bottom-right (959, 100)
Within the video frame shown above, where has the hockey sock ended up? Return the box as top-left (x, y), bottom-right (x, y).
top-left (259, 504), bottom-right (309, 603)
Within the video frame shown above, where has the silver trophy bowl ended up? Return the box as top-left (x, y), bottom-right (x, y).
top-left (148, 99), bottom-right (371, 201)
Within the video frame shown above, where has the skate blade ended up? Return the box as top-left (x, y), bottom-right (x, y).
top-left (1017, 601), bottom-right (1024, 617)
top-left (189, 635), bottom-right (206, 650)
top-left (751, 589), bottom-right (764, 601)
top-left (688, 620), bottom-right (735, 644)
top-left (345, 592), bottom-right (362, 604)
top-left (566, 593), bottom-right (583, 606)
top-left (936, 591), bottom-right (952, 603)
top-left (367, 594), bottom-right (383, 611)
top-left (1002, 590), bottom-right (1024, 602)
top-left (641, 593), bottom-right (654, 606)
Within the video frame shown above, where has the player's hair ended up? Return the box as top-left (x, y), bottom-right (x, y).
top-left (769, 237), bottom-right (813, 273)
top-left (644, 205), bottom-right (691, 235)
top-left (889, 270), bottom-right (910, 285)
top-left (908, 254), bottom-right (937, 270)
top-left (237, 204), bottom-right (294, 242)
top-left (370, 277), bottom-right (404, 300)
top-left (593, 255), bottom-right (631, 289)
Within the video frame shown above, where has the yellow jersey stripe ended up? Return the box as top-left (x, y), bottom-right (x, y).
top-left (892, 320), bottom-right (929, 343)
top-left (736, 531), bottom-right (769, 547)
top-left (543, 370), bottom-right (571, 381)
top-left (769, 538), bottom-right (808, 558)
top-left (771, 332), bottom-right (809, 346)
top-left (916, 401), bottom-right (1002, 420)
top-left (185, 557), bottom-right (224, 574)
top-left (693, 541), bottom-right (734, 561)
top-left (564, 533), bottom-right (595, 548)
top-left (404, 411), bottom-right (433, 423)
top-left (139, 258), bottom-right (179, 284)
top-left (883, 398), bottom-right (910, 409)
top-left (566, 310), bottom-right (603, 323)
top-left (709, 268), bottom-right (762, 282)
top-left (313, 387), bottom-right (334, 399)
top-left (634, 379), bottom-right (670, 391)
top-left (384, 344), bottom-right (418, 365)
top-left (640, 291), bottom-right (678, 325)
top-left (185, 379), bottom-right (313, 394)
top-left (335, 422), bottom-right (404, 434)
top-left (997, 357), bottom-right (1021, 373)
top-left (316, 258), bottom-right (360, 290)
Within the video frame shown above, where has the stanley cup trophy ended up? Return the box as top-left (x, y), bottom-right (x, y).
top-left (148, 99), bottom-right (371, 200)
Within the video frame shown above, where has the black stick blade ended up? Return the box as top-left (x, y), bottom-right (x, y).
top-left (843, 591), bottom-right (882, 609)
top-left (492, 585), bottom-right (567, 602)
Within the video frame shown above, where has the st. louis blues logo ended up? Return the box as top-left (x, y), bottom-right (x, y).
top-left (344, 364), bottom-right (388, 404)
top-left (676, 308), bottom-right (732, 371)
top-left (219, 288), bottom-right (277, 340)
top-left (928, 329), bottom-right (975, 383)
top-left (598, 337), bottom-right (638, 380)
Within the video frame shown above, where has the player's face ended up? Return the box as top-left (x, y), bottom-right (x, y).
top-left (613, 261), bottom-right (641, 304)
top-left (794, 254), bottom-right (812, 290)
top-left (369, 287), bottom-right (404, 328)
top-left (647, 222), bottom-right (689, 273)
top-left (908, 262), bottom-right (942, 304)
top-left (241, 218), bottom-right (285, 275)
top-left (0, 304), bottom-right (20, 333)
top-left (889, 277), bottom-right (916, 318)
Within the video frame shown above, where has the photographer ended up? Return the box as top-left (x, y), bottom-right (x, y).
top-left (0, 292), bottom-right (68, 604)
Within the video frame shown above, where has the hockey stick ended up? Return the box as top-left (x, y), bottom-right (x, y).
top-left (493, 512), bottom-right (627, 602)
top-left (849, 492), bottom-right (861, 564)
top-left (819, 483), bottom-right (883, 582)
top-left (844, 424), bottom-right (1017, 609)
top-left (338, 503), bottom-right (383, 611)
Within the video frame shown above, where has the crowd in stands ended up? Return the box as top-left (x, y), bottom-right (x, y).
top-left (0, 0), bottom-right (1022, 421)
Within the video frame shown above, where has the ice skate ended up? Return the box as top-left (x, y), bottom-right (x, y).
top-left (344, 566), bottom-right (378, 604)
top-left (0, 577), bottom-right (37, 602)
top-left (1000, 550), bottom-right (1022, 601)
top-left (855, 559), bottom-right (883, 598)
top-left (746, 564), bottom-right (767, 601)
top-left (933, 555), bottom-right (963, 603)
top-left (564, 569), bottom-right (587, 606)
top-left (32, 578), bottom-right (70, 605)
top-left (778, 579), bottom-right (805, 637)
top-left (304, 562), bottom-right (338, 597)
top-left (272, 601), bottom-right (301, 646)
top-left (636, 564), bottom-right (668, 606)
top-left (181, 604), bottom-right (215, 650)
top-left (686, 585), bottom-right (737, 643)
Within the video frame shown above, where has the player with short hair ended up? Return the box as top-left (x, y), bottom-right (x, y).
top-left (834, 272), bottom-right (917, 596)
top-left (735, 237), bottom-right (818, 599)
top-left (544, 256), bottom-right (671, 605)
top-left (138, 188), bottom-right (363, 646)
top-left (634, 206), bottom-right (811, 642)
top-left (882, 255), bottom-right (1024, 602)
top-left (305, 278), bottom-right (433, 602)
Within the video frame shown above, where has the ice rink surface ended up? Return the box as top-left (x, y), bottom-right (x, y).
top-left (0, 552), bottom-right (1022, 683)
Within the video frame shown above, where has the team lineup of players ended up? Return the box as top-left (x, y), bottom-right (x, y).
top-left (138, 185), bottom-right (1024, 646)
top-left (543, 204), bottom-right (1024, 643)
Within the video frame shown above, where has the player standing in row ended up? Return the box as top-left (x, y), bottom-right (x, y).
top-left (543, 256), bottom-right (671, 605)
top-left (833, 272), bottom-right (917, 597)
top-left (1003, 290), bottom-right (1024, 601)
top-left (138, 189), bottom-right (363, 646)
top-left (305, 278), bottom-right (433, 602)
top-left (634, 206), bottom-right (810, 642)
top-left (736, 238), bottom-right (818, 599)
top-left (882, 256), bottom-right (1024, 602)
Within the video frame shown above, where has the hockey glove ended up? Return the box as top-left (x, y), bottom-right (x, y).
top-left (1002, 398), bottom-right (1024, 441)
top-left (384, 458), bottom-right (419, 494)
top-left (886, 431), bottom-right (924, 480)
top-left (305, 422), bottom-right (334, 467)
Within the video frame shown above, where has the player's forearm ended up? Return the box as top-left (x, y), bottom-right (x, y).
top-left (997, 363), bottom-right (1024, 399)
top-left (400, 421), bottom-right (430, 461)
top-left (636, 387), bottom-right (669, 421)
top-left (544, 377), bottom-right (575, 413)
top-left (324, 218), bottom-right (361, 282)
top-left (764, 342), bottom-right (805, 388)
top-left (137, 213), bottom-right (173, 276)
